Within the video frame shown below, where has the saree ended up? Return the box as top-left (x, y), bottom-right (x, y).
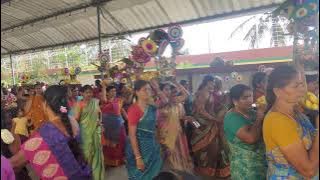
top-left (190, 93), bottom-right (230, 178)
top-left (101, 98), bottom-right (126, 166)
top-left (1, 131), bottom-right (31, 180)
top-left (264, 112), bottom-right (318, 179)
top-left (224, 112), bottom-right (267, 179)
top-left (77, 99), bottom-right (105, 180)
top-left (157, 103), bottom-right (194, 173)
top-left (25, 95), bottom-right (46, 131)
top-left (1, 155), bottom-right (15, 180)
top-left (21, 122), bottom-right (91, 180)
top-left (125, 105), bottom-right (163, 180)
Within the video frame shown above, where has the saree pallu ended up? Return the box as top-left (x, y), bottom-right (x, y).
top-left (157, 105), bottom-right (194, 173)
top-left (21, 122), bottom-right (91, 180)
top-left (125, 105), bottom-right (163, 180)
top-left (266, 113), bottom-right (318, 180)
top-left (190, 114), bottom-right (230, 178)
top-left (1, 155), bottom-right (15, 180)
top-left (78, 99), bottom-right (105, 180)
top-left (102, 114), bottom-right (126, 166)
top-left (227, 138), bottom-right (267, 179)
top-left (164, 132), bottom-right (194, 174)
top-left (26, 95), bottom-right (46, 130)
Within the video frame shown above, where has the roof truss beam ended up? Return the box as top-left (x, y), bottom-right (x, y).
top-left (1, 3), bottom-right (281, 56)
top-left (1, 0), bottom-right (10, 5)
top-left (1, 0), bottom-right (113, 32)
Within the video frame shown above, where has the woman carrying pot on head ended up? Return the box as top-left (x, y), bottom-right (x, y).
top-left (156, 80), bottom-right (194, 174)
top-left (100, 82), bottom-right (126, 167)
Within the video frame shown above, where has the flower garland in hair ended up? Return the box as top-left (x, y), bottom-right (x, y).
top-left (60, 106), bottom-right (68, 113)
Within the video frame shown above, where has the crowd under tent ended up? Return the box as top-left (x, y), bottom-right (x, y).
top-left (1, 0), bottom-right (289, 85)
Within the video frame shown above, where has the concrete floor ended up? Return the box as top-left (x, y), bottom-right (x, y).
top-left (105, 166), bottom-right (128, 180)
top-left (27, 165), bottom-right (129, 180)
top-left (104, 166), bottom-right (230, 180)
top-left (29, 165), bottom-right (230, 180)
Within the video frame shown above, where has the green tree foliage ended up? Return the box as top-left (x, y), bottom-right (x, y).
top-left (1, 39), bottom-right (132, 85)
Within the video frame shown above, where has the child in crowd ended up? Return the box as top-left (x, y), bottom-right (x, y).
top-left (11, 108), bottom-right (30, 143)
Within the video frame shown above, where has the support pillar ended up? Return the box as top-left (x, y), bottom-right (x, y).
top-left (9, 54), bottom-right (15, 85)
top-left (97, 3), bottom-right (103, 79)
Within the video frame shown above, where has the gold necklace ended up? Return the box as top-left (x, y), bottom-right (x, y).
top-left (234, 108), bottom-right (250, 120)
top-left (270, 106), bottom-right (296, 120)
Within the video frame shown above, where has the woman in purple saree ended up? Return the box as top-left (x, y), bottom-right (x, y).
top-left (10, 85), bottom-right (91, 180)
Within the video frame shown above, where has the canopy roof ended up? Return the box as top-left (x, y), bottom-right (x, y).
top-left (1, 0), bottom-right (285, 56)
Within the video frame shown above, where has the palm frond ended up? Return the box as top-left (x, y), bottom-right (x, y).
top-left (258, 23), bottom-right (269, 40)
top-left (233, 11), bottom-right (291, 48)
top-left (258, 16), bottom-right (270, 33)
top-left (276, 28), bottom-right (287, 46)
top-left (243, 24), bottom-right (258, 48)
top-left (243, 24), bottom-right (256, 41)
top-left (250, 32), bottom-right (259, 48)
top-left (270, 36), bottom-right (275, 47)
top-left (229, 15), bottom-right (257, 39)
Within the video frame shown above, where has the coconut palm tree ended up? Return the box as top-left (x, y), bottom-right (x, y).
top-left (229, 12), bottom-right (292, 48)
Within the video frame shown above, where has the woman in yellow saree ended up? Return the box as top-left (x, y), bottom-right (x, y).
top-left (157, 81), bottom-right (194, 173)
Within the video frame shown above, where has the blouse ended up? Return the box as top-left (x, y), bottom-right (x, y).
top-left (127, 104), bottom-right (144, 126)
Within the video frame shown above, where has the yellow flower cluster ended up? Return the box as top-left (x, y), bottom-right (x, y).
top-left (302, 92), bottom-right (319, 111)
top-left (256, 96), bottom-right (267, 107)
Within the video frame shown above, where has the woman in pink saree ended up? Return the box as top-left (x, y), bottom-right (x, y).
top-left (1, 155), bottom-right (15, 180)
top-left (9, 85), bottom-right (91, 180)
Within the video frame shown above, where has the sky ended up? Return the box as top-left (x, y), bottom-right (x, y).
top-left (128, 13), bottom-right (290, 56)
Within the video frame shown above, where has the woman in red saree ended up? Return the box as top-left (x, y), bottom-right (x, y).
top-left (100, 82), bottom-right (126, 167)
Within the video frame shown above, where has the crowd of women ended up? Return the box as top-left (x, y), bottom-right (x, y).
top-left (1, 64), bottom-right (319, 180)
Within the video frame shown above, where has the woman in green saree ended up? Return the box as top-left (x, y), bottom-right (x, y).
top-left (74, 85), bottom-right (105, 180)
top-left (223, 84), bottom-right (266, 179)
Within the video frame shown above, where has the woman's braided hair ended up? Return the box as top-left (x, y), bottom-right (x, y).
top-left (44, 85), bottom-right (84, 163)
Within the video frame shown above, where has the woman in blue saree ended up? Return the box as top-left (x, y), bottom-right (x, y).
top-left (125, 80), bottom-right (163, 180)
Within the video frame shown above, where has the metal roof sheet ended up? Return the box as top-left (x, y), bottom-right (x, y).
top-left (1, 0), bottom-right (285, 55)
